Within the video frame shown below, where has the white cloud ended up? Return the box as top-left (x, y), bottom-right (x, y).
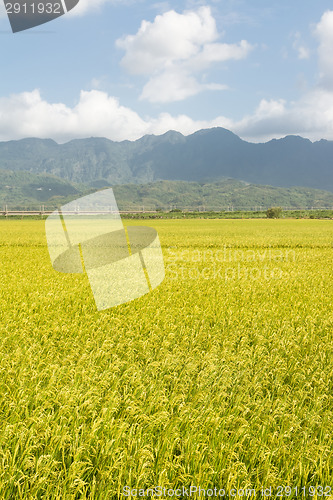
top-left (0, 11), bottom-right (332, 145)
top-left (0, 90), bottom-right (148, 142)
top-left (0, 84), bottom-right (332, 145)
top-left (232, 90), bottom-right (333, 142)
top-left (67, 0), bottom-right (136, 16)
top-left (292, 32), bottom-right (310, 60)
top-left (297, 46), bottom-right (310, 60)
top-left (315, 10), bottom-right (333, 89)
top-left (117, 7), bottom-right (219, 74)
top-left (116, 6), bottom-right (253, 103)
top-left (90, 78), bottom-right (102, 89)
top-left (140, 69), bottom-right (227, 103)
top-left (0, 88), bottom-right (238, 142)
top-left (189, 40), bottom-right (252, 70)
top-left (231, 10), bottom-right (333, 142)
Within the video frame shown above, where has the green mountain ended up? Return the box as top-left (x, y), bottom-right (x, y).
top-left (113, 180), bottom-right (333, 211)
top-left (1, 171), bottom-right (333, 211)
top-left (0, 128), bottom-right (332, 191)
top-left (0, 169), bottom-right (85, 209)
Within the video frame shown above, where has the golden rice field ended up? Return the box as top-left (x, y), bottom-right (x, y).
top-left (0, 218), bottom-right (332, 499)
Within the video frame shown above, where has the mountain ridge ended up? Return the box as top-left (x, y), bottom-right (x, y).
top-left (0, 127), bottom-right (332, 191)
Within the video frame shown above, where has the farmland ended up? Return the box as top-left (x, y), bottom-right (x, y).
top-left (0, 219), bottom-right (332, 499)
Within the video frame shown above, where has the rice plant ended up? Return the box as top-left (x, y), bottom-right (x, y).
top-left (0, 219), bottom-right (332, 499)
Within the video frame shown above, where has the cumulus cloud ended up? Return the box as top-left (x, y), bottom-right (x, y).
top-left (140, 69), bottom-right (227, 103)
top-left (117, 7), bottom-right (219, 74)
top-left (0, 90), bottom-right (148, 142)
top-left (230, 7), bottom-right (333, 142)
top-left (229, 10), bottom-right (333, 142)
top-left (0, 88), bottom-right (239, 143)
top-left (0, 83), bottom-right (332, 145)
top-left (0, 11), bottom-right (333, 144)
top-left (314, 10), bottom-right (333, 89)
top-left (233, 89), bottom-right (333, 142)
top-left (116, 6), bottom-right (253, 103)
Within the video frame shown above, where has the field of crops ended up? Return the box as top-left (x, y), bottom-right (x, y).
top-left (0, 219), bottom-right (332, 499)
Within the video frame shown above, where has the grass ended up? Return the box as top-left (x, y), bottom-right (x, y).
top-left (0, 219), bottom-right (332, 499)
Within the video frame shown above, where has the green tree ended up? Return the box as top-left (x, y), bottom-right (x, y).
top-left (266, 206), bottom-right (283, 218)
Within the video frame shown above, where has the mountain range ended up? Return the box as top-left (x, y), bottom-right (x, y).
top-left (0, 127), bottom-right (332, 191)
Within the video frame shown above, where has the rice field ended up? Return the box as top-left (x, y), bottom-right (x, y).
top-left (0, 218), bottom-right (332, 499)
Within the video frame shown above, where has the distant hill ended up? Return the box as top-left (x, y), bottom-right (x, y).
top-left (113, 180), bottom-right (333, 211)
top-left (1, 171), bottom-right (333, 211)
top-left (0, 169), bottom-right (84, 208)
top-left (0, 128), bottom-right (332, 191)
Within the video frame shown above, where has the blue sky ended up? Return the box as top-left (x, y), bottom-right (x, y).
top-left (0, 0), bottom-right (333, 143)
